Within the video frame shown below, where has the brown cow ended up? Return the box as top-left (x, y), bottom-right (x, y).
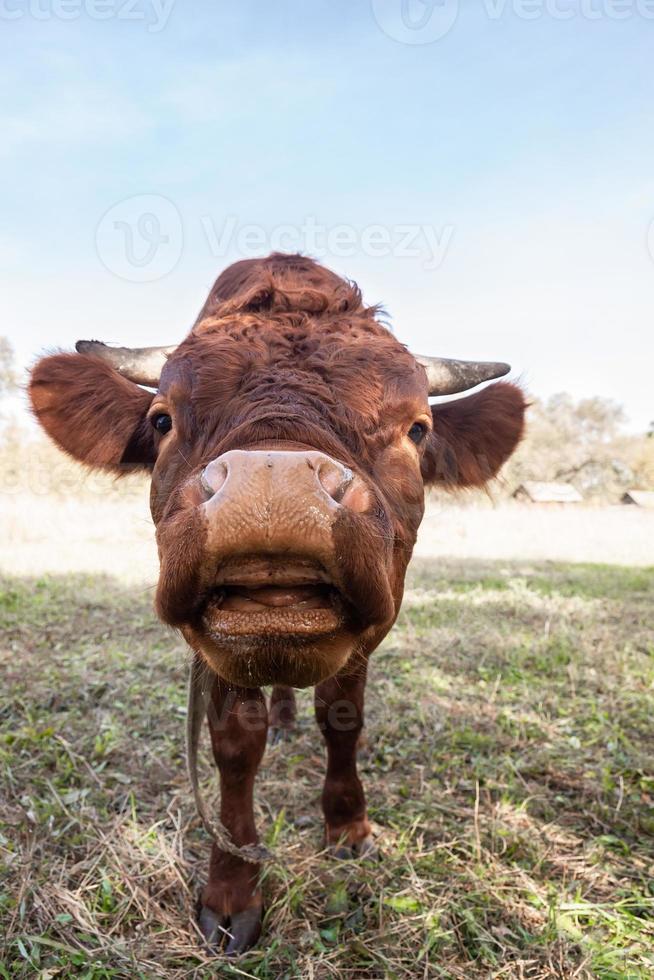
top-left (29, 253), bottom-right (525, 954)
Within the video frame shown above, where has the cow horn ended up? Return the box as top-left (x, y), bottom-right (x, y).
top-left (75, 341), bottom-right (177, 387)
top-left (74, 342), bottom-right (509, 393)
top-left (415, 355), bottom-right (510, 395)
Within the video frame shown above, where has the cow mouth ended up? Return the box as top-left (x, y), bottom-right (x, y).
top-left (199, 558), bottom-right (344, 637)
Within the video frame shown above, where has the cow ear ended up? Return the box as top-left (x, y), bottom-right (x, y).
top-left (29, 352), bottom-right (156, 473)
top-left (422, 382), bottom-right (526, 487)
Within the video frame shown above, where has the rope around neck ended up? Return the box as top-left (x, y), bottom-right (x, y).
top-left (186, 656), bottom-right (275, 865)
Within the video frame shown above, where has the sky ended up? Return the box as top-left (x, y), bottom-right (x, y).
top-left (1, 0), bottom-right (653, 430)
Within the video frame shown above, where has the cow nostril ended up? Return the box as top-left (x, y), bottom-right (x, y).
top-left (201, 460), bottom-right (229, 497)
top-left (316, 460), bottom-right (354, 504)
top-left (200, 471), bottom-right (214, 498)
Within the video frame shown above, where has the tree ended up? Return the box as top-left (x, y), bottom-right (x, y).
top-left (503, 393), bottom-right (644, 501)
top-left (0, 337), bottom-right (18, 399)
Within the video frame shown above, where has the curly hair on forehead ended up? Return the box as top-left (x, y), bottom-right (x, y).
top-left (194, 252), bottom-right (373, 323)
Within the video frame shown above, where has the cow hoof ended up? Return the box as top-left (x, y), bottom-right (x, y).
top-left (198, 905), bottom-right (227, 947)
top-left (198, 904), bottom-right (263, 956)
top-left (328, 834), bottom-right (379, 861)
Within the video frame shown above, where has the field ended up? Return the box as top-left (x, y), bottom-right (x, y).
top-left (1, 488), bottom-right (654, 978)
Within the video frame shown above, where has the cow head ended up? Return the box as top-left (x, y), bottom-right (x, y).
top-left (29, 254), bottom-right (525, 687)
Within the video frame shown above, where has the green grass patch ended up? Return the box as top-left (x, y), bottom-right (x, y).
top-left (2, 560), bottom-right (654, 977)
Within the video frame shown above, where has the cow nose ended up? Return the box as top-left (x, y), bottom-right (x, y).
top-left (200, 450), bottom-right (370, 514)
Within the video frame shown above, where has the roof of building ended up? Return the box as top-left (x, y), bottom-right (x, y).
top-left (513, 481), bottom-right (584, 504)
top-left (621, 490), bottom-right (654, 508)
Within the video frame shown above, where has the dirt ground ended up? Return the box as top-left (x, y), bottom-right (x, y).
top-left (2, 489), bottom-right (652, 580)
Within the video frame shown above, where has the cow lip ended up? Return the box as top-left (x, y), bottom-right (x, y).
top-left (198, 558), bottom-right (345, 636)
top-left (212, 557), bottom-right (333, 589)
top-left (210, 583), bottom-right (336, 610)
top-left (200, 588), bottom-right (343, 638)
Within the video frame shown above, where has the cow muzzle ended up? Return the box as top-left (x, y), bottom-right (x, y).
top-left (196, 449), bottom-right (372, 643)
top-left (201, 448), bottom-right (370, 532)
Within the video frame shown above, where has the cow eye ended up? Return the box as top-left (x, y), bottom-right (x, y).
top-left (407, 421), bottom-right (428, 445)
top-left (152, 413), bottom-right (172, 435)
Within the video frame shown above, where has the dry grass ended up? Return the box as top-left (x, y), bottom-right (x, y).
top-left (1, 558), bottom-right (654, 978)
top-left (2, 489), bottom-right (654, 584)
top-left (417, 499), bottom-right (654, 568)
top-left (2, 435), bottom-right (653, 578)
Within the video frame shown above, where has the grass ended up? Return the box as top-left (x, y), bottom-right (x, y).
top-left (1, 559), bottom-right (654, 978)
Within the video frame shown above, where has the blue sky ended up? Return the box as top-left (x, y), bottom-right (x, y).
top-left (2, 0), bottom-right (653, 430)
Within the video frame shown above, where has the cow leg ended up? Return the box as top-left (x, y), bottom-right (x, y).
top-left (268, 684), bottom-right (297, 744)
top-left (198, 678), bottom-right (267, 956)
top-left (314, 663), bottom-right (375, 858)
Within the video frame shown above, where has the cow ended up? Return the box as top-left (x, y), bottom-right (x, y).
top-left (29, 253), bottom-right (526, 955)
